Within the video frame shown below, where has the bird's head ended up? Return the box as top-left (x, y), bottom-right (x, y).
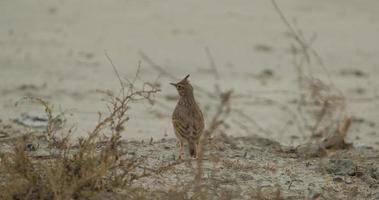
top-left (170, 74), bottom-right (193, 97)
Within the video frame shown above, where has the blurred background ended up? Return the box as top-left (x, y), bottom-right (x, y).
top-left (1, 0), bottom-right (378, 147)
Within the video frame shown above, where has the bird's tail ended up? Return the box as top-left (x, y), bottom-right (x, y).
top-left (188, 141), bottom-right (197, 157)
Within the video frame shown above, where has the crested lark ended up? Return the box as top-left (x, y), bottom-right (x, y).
top-left (171, 75), bottom-right (204, 159)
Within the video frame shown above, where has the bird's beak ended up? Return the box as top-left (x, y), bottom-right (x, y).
top-left (170, 83), bottom-right (177, 87)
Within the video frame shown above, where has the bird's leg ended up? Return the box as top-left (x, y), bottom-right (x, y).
top-left (195, 140), bottom-right (200, 159)
top-left (178, 140), bottom-right (184, 159)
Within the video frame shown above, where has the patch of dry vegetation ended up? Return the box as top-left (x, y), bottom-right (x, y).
top-left (0, 2), bottom-right (375, 200)
top-left (0, 67), bottom-right (161, 199)
top-left (0, 56), bottom-right (241, 200)
top-left (271, 0), bottom-right (352, 154)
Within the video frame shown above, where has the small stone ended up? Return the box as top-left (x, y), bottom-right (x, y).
top-left (368, 122), bottom-right (376, 128)
top-left (88, 192), bottom-right (124, 200)
top-left (0, 131), bottom-right (9, 138)
top-left (26, 143), bottom-right (36, 152)
top-left (333, 176), bottom-right (344, 182)
top-left (296, 143), bottom-right (326, 158)
top-left (345, 177), bottom-right (353, 184)
top-left (254, 44), bottom-right (273, 52)
top-left (13, 113), bottom-right (49, 129)
top-left (3, 124), bottom-right (12, 129)
top-left (149, 137), bottom-right (154, 145)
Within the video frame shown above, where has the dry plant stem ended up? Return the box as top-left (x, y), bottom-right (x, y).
top-left (339, 116), bottom-right (352, 138)
top-left (310, 100), bottom-right (329, 137)
top-left (130, 159), bottom-right (185, 183)
top-left (104, 50), bottom-right (125, 90)
top-left (233, 108), bottom-right (273, 136)
top-left (204, 47), bottom-right (221, 95)
top-left (1, 58), bottom-right (162, 199)
top-left (204, 47), bottom-right (220, 81)
top-left (232, 90), bottom-right (299, 97)
top-left (15, 97), bottom-right (68, 147)
top-left (140, 51), bottom-right (278, 136)
top-left (271, 0), bottom-right (332, 85)
top-left (347, 94), bottom-right (379, 103)
top-left (272, 0), bottom-right (351, 145)
top-left (231, 94), bottom-right (304, 137)
top-left (234, 95), bottom-right (302, 136)
top-left (195, 90), bottom-right (232, 195)
top-left (139, 51), bottom-right (217, 99)
top-left (272, 0), bottom-right (329, 93)
top-left (271, 0), bottom-right (310, 62)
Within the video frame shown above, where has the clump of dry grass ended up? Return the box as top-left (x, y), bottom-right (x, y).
top-left (250, 184), bottom-right (284, 200)
top-left (194, 88), bottom-right (233, 198)
top-left (0, 3), bottom-right (364, 198)
top-left (271, 0), bottom-right (352, 150)
top-left (0, 65), bottom-right (160, 199)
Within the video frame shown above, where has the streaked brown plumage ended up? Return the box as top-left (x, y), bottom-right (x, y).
top-left (171, 74), bottom-right (204, 158)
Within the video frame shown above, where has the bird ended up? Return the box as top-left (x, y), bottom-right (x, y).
top-left (171, 74), bottom-right (204, 159)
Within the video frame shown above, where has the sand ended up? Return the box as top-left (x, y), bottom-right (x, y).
top-left (0, 2), bottom-right (379, 197)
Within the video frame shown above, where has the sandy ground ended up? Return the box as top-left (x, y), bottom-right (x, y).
top-left (1, 0), bottom-right (379, 148)
top-left (1, 120), bottom-right (378, 199)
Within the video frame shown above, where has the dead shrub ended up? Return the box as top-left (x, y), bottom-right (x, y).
top-left (272, 0), bottom-right (352, 150)
top-left (0, 64), bottom-right (160, 199)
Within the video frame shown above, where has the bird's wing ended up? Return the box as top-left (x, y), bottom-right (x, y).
top-left (172, 118), bottom-right (191, 139)
top-left (194, 108), bottom-right (205, 134)
top-left (173, 118), bottom-right (202, 139)
top-left (172, 106), bottom-right (204, 140)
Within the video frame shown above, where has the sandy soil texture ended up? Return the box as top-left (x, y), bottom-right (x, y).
top-left (0, 120), bottom-right (378, 199)
top-left (1, 1), bottom-right (379, 199)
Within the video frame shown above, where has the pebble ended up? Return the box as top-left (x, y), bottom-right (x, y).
top-left (296, 143), bottom-right (326, 158)
top-left (26, 143), bottom-right (36, 152)
top-left (3, 124), bottom-right (12, 129)
top-left (333, 176), bottom-right (344, 183)
top-left (164, 146), bottom-right (171, 150)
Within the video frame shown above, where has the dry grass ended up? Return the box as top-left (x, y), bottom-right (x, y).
top-left (249, 184), bottom-right (284, 200)
top-left (0, 64), bottom-right (161, 199)
top-left (0, 2), bottom-right (367, 199)
top-left (0, 57), bottom-right (237, 200)
top-left (271, 0), bottom-right (352, 150)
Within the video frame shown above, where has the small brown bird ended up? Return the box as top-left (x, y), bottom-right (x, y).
top-left (171, 75), bottom-right (204, 159)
